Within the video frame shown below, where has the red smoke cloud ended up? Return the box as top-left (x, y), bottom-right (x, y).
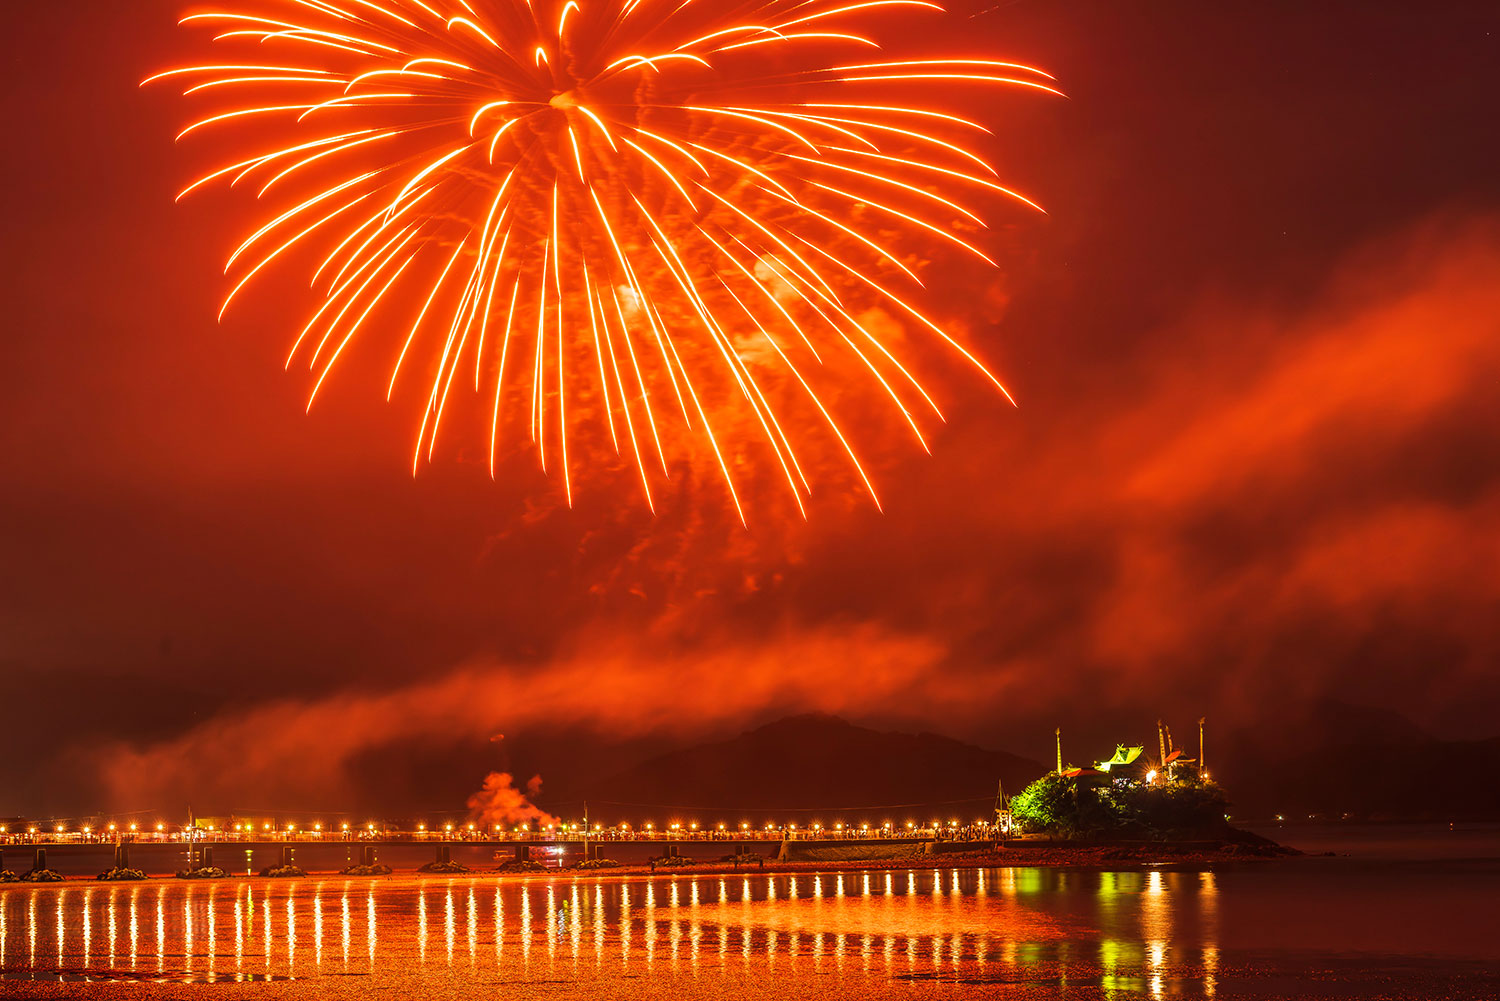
top-left (467, 772), bottom-right (558, 829)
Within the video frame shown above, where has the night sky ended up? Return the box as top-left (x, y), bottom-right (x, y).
top-left (3, 0), bottom-right (1498, 818)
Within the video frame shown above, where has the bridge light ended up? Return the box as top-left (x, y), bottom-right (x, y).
top-left (130, 824), bottom-right (139, 832)
top-left (367, 823), bottom-right (376, 831)
top-left (314, 823), bottom-right (322, 832)
top-left (108, 824), bottom-right (117, 832)
top-left (468, 824), bottom-right (475, 831)
top-left (342, 823), bottom-right (350, 831)
top-left (156, 823), bottom-right (165, 832)
top-left (717, 823), bottom-right (725, 831)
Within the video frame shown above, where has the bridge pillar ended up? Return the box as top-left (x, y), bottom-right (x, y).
top-left (200, 846), bottom-right (214, 870)
top-left (114, 843), bottom-right (130, 870)
top-left (279, 845), bottom-right (294, 869)
top-left (361, 845), bottom-right (377, 867)
top-left (514, 845), bottom-right (529, 862)
top-left (436, 844), bottom-right (451, 865)
top-left (33, 848), bottom-right (47, 873)
top-left (666, 843), bottom-right (679, 858)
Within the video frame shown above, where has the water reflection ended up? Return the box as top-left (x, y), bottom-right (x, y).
top-left (0, 867), bottom-right (1230, 990)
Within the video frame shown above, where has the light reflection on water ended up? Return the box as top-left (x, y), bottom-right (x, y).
top-left (0, 868), bottom-right (1229, 992)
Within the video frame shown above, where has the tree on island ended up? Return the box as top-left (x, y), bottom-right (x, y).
top-left (1011, 772), bottom-right (1229, 839)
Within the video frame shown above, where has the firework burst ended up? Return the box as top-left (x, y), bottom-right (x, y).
top-left (147, 0), bottom-right (1060, 521)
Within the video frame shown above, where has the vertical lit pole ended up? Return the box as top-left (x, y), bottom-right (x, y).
top-left (1198, 717), bottom-right (1206, 776)
top-left (1054, 727), bottom-right (1062, 774)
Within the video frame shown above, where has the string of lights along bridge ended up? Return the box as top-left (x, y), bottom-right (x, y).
top-left (148, 0), bottom-right (1058, 519)
top-left (5, 819), bottom-right (999, 845)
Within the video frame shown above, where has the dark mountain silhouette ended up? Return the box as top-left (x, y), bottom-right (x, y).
top-left (1214, 700), bottom-right (1500, 821)
top-left (560, 713), bottom-right (1043, 826)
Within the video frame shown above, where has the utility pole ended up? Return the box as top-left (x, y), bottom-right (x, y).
top-left (1198, 718), bottom-right (1207, 776)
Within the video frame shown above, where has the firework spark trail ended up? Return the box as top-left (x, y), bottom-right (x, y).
top-left (148, 0), bottom-right (1059, 521)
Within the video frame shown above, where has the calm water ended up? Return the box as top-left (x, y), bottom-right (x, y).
top-left (2, 856), bottom-right (1498, 999)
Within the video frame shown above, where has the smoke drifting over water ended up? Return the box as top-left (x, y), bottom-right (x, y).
top-left (71, 215), bottom-right (1500, 815)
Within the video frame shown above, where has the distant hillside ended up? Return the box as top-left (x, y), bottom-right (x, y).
top-left (1214, 700), bottom-right (1500, 821)
top-left (567, 713), bottom-right (1043, 826)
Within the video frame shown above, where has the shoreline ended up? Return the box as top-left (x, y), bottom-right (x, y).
top-left (0, 841), bottom-right (1296, 889)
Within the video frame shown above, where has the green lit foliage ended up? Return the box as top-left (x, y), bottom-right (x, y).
top-left (1012, 773), bottom-right (1230, 838)
top-left (1010, 773), bottom-right (1083, 836)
